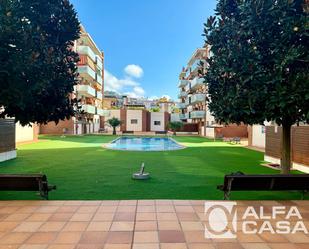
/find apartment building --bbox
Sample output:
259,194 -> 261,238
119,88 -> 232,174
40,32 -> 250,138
177,46 -> 211,135
177,45 -> 247,138
41,26 -> 107,135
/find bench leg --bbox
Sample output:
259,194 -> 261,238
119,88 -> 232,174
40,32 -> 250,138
224,191 -> 230,200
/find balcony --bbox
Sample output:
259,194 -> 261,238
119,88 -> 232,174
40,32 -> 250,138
81,104 -> 96,115
78,65 -> 96,82
96,91 -> 103,100
96,74 -> 103,85
178,91 -> 187,98
179,113 -> 186,120
97,109 -> 110,117
178,80 -> 190,88
190,110 -> 205,119
75,85 -> 96,98
191,77 -> 205,90
191,93 -> 206,104
95,55 -> 103,70
178,102 -> 186,109
77,46 -> 97,63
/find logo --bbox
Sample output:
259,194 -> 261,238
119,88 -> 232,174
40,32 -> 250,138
204,201 -> 308,239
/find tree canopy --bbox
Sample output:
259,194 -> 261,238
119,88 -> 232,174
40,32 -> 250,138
203,0 -> 309,173
0,0 -> 80,126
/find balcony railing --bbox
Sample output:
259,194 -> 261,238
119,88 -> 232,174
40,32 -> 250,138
75,85 -> 96,98
96,74 -> 103,85
191,77 -> 205,90
178,103 -> 186,109
178,91 -> 187,98
95,55 -> 103,70
96,91 -> 103,100
78,65 -> 96,81
190,110 -> 205,119
179,113 -> 187,120
77,46 -> 97,63
81,104 -> 96,115
178,80 -> 190,88
191,93 -> 206,104
97,109 -> 110,117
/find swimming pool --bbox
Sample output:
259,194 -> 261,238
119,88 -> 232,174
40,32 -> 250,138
105,137 -> 185,151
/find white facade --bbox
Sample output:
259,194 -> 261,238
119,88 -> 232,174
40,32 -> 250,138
150,112 -> 165,132
251,124 -> 266,148
15,122 -> 35,143
126,110 -> 143,132
105,110 -> 122,133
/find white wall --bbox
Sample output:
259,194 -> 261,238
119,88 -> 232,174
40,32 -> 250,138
126,110 -> 143,131
252,124 -> 266,148
150,112 -> 165,132
15,122 -> 34,143
105,110 -> 121,133
205,127 -> 215,138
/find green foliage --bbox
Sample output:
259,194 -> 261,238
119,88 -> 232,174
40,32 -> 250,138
150,107 -> 160,112
0,0 -> 80,126
168,121 -> 183,135
204,0 -> 309,126
106,117 -> 122,135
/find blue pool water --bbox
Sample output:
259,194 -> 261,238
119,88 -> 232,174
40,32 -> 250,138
106,137 -> 184,151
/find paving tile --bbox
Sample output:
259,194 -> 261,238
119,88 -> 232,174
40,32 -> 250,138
48,245 -> 76,249
117,206 -> 136,212
135,221 -> 157,231
87,221 -> 111,231
156,206 -> 175,213
101,201 -> 119,206
75,244 -> 104,249
285,233 -> 309,243
70,213 -> 94,222
132,244 -> 159,249
156,200 -> 173,206
236,233 -> 264,243
187,243 -> 216,249
159,230 -> 186,243
113,212 -> 135,221
36,206 -> 60,213
157,213 -> 178,221
0,221 -> 19,232
62,222 -> 89,231
177,213 -> 199,221
134,231 -> 159,243
137,206 -> 156,213
105,232 -> 133,244
38,222 -> 66,232
26,232 -> 57,244
138,200 -> 155,206
136,212 -> 156,221
13,221 -> 43,232
53,231 -> 82,244
77,206 -> 98,213
0,232 -> 31,244
104,244 -> 131,249
4,213 -> 30,222
79,231 -> 107,244
110,221 -> 134,231
93,213 -> 114,221
56,206 -> 79,213
19,245 -> 48,249
258,233 -> 289,243
82,201 -> 102,206
184,231 -> 209,243
97,206 -> 117,213
119,200 -> 137,206
26,213 -> 52,222
180,221 -> 204,231
267,243 -> 300,249
216,243 -> 244,249
0,246 -> 20,249
241,243 -> 271,249
48,213 -> 73,222
160,243 -> 188,249
158,221 -> 181,230
174,206 -> 195,213
173,201 -> 191,206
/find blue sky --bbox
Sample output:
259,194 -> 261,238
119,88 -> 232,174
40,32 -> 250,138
70,0 -> 217,100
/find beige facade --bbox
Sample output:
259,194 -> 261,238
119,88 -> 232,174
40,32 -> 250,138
15,122 -> 39,144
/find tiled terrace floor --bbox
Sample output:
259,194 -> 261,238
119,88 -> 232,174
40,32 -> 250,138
0,200 -> 308,249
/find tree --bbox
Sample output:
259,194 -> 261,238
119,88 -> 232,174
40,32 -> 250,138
150,107 -> 160,112
106,117 -> 122,135
203,0 -> 309,173
0,0 -> 80,126
168,121 -> 183,136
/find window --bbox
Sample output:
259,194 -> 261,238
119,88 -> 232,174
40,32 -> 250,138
154,121 -> 161,126
131,119 -> 138,124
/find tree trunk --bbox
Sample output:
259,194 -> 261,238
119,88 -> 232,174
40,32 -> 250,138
281,123 -> 292,174
113,127 -> 116,135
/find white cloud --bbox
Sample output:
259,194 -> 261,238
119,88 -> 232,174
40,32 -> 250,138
161,95 -> 172,100
104,67 -> 146,98
149,96 -> 159,101
124,64 -> 144,78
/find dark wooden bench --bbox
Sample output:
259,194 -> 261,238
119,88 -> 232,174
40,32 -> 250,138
217,172 -> 309,200
0,174 -> 56,200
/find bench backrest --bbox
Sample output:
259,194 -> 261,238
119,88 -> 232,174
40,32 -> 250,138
223,174 -> 309,191
0,174 -> 47,191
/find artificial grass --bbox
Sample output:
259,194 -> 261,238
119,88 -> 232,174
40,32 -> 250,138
0,135 -> 305,200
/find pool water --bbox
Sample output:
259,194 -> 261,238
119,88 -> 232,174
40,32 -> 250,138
106,137 -> 184,151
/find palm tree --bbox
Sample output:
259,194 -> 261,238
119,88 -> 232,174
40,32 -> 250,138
168,121 -> 183,136
106,117 -> 122,135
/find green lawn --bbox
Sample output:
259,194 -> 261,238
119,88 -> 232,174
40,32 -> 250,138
0,135 -> 305,200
